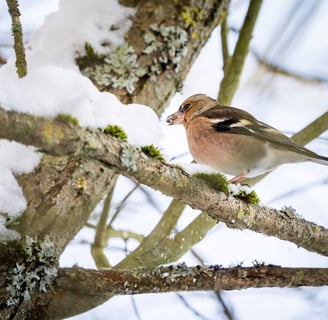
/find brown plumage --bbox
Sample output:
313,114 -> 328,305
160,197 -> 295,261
167,94 -> 328,183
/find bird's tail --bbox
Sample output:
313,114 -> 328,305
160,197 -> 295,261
310,155 -> 328,166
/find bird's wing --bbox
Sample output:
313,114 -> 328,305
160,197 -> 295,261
200,106 -> 321,159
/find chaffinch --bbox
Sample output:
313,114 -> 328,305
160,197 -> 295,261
167,94 -> 328,183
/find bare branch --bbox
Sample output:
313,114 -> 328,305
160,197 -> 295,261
91,176 -> 117,269
5,0 -> 27,77
252,49 -> 328,84
220,9 -> 230,70
44,264 -> 328,319
292,111 -> 328,146
218,0 -> 263,104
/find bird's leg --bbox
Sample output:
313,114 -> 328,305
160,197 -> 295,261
229,173 -> 246,184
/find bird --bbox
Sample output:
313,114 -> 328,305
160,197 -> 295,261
166,94 -> 328,183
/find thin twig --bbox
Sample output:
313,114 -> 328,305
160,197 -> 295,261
252,49 -> 328,84
187,247 -> 235,320
5,0 -> 27,77
107,183 -> 139,226
220,11 -> 230,71
130,296 -> 142,320
176,293 -> 211,320
214,291 -> 234,320
139,185 -> 164,213
91,176 -> 118,269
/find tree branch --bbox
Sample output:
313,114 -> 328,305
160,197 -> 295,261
220,10 -> 230,70
42,264 -> 328,319
78,0 -> 228,114
218,0 -> 263,105
292,111 -> 328,146
5,0 -> 27,77
1,106 -> 327,256
58,264 -> 328,292
252,49 -> 328,84
91,176 -> 117,269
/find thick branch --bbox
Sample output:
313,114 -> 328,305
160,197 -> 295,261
1,107 -> 327,256
80,0 -> 228,114
43,265 -> 328,319
16,155 -> 117,254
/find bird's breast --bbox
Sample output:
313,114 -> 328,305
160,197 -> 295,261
186,117 -> 266,176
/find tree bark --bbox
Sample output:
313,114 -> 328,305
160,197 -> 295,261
1,0 -> 229,319
41,265 -> 328,319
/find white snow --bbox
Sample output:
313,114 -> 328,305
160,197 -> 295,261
1,0 -> 328,319
0,140 -> 42,242
0,0 -> 162,239
0,140 -> 42,217
28,0 -> 135,68
178,163 -> 217,175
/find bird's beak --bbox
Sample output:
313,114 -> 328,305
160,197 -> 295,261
166,111 -> 184,125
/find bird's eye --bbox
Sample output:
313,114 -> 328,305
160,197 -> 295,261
182,103 -> 191,112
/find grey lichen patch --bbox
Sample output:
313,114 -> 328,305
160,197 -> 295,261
143,24 -> 188,80
151,262 -> 192,281
82,43 -> 146,93
280,205 -> 301,219
121,144 -> 138,172
78,23 -> 188,93
6,236 -> 57,306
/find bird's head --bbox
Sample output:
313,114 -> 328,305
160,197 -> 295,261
166,94 -> 218,127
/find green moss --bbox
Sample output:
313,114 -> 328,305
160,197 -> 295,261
140,145 -> 165,161
55,114 -> 79,126
193,173 -> 229,193
235,189 -> 260,204
103,125 -> 128,140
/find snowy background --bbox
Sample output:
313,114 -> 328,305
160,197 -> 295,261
0,0 -> 328,319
